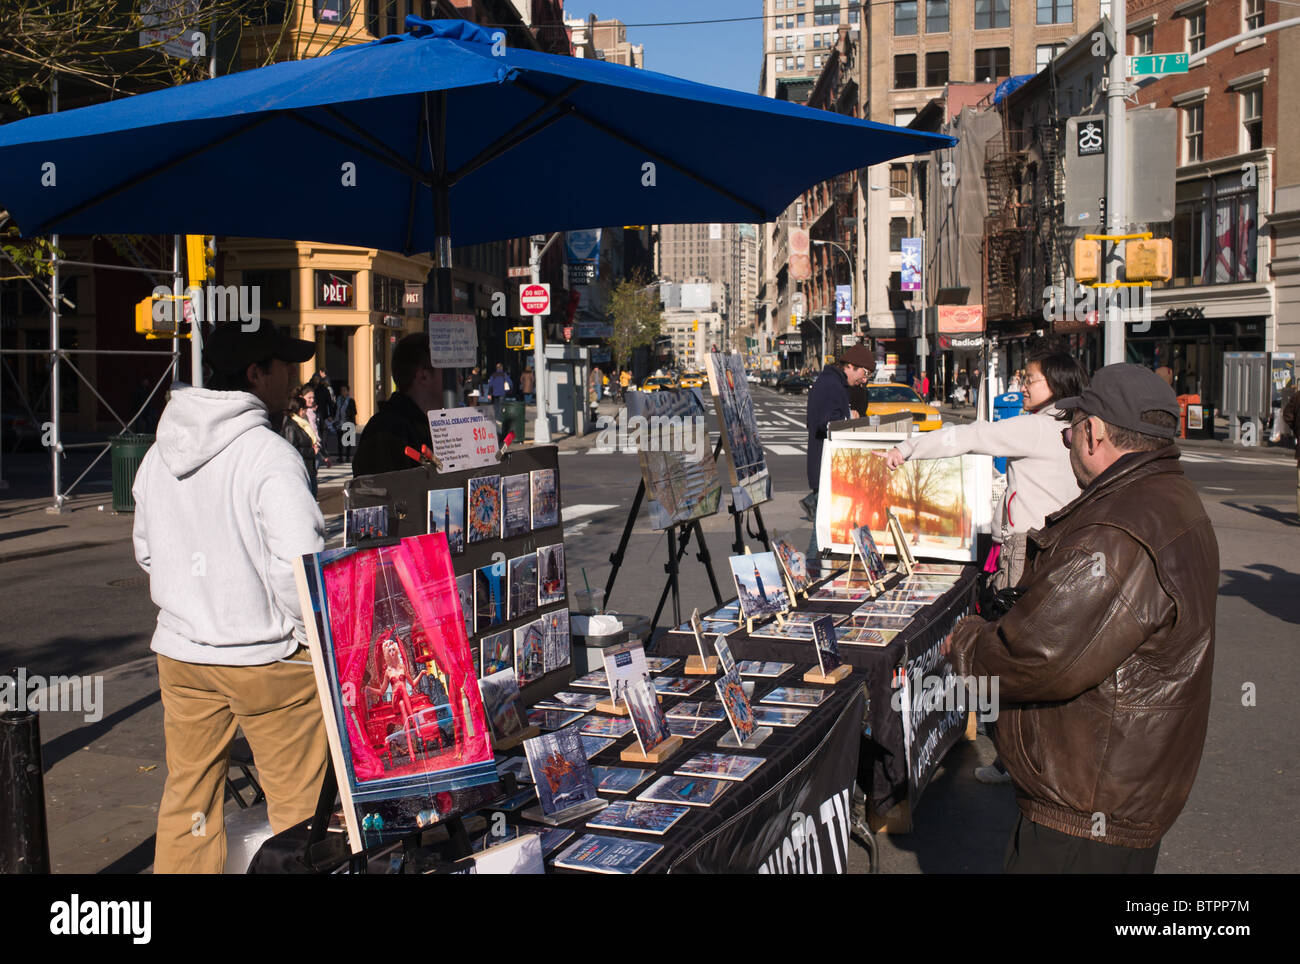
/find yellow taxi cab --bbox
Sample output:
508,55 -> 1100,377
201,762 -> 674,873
639,375 -> 678,393
866,382 -> 943,431
678,371 -> 705,389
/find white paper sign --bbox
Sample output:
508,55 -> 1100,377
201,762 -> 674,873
428,407 -> 499,472
428,314 -> 477,368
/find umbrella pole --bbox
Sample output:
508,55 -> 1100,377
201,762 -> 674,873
429,92 -> 460,409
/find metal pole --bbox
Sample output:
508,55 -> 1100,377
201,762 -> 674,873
530,236 -> 551,444
47,76 -> 63,513
0,711 -> 51,873
1104,2 -> 1128,365
919,223 -> 927,379
172,236 -> 182,383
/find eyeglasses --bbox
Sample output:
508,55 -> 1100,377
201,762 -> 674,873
1061,416 -> 1087,445
1024,376 -> 1046,387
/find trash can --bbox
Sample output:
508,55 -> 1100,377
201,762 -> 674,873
500,399 -> 526,442
109,433 -> 155,513
990,392 -> 1024,474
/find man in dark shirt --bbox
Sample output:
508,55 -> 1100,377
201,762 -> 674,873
803,344 -> 875,564
352,333 -> 442,477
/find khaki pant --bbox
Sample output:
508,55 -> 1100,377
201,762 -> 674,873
989,532 -> 1029,592
154,653 -> 328,874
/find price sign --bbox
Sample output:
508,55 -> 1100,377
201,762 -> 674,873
428,407 -> 499,472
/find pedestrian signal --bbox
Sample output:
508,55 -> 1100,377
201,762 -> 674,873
185,234 -> 215,289
1124,239 -> 1172,282
1073,239 -> 1101,283
506,326 -> 534,350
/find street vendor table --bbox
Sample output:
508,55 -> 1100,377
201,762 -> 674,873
652,564 -> 981,820
519,668 -> 867,874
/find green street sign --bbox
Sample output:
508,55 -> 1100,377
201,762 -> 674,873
1128,53 -> 1189,76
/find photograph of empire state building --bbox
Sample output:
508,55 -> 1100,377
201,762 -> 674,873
728,551 -> 790,620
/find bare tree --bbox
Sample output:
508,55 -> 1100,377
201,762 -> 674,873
606,268 -> 662,374
894,458 -> 948,545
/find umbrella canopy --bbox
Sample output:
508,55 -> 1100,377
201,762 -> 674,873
0,18 -> 954,251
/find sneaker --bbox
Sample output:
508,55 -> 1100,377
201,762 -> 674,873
975,764 -> 1011,785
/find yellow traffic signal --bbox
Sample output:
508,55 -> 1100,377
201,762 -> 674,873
135,295 -> 189,339
1124,238 -> 1172,282
692,319 -> 699,331
505,326 -> 534,350
185,234 -> 215,289
1073,239 -> 1101,283
790,314 -> 798,330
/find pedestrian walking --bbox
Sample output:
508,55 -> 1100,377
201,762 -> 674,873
131,320 -> 328,874
883,347 -> 1089,785
488,362 -> 511,428
952,364 -> 1218,873
335,382 -> 357,463
520,366 -> 535,404
353,332 -> 440,476
803,344 -> 875,568
274,397 -> 319,497
1283,388 -> 1300,519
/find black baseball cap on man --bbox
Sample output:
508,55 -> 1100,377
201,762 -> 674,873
1056,363 -> 1181,439
204,320 -> 316,377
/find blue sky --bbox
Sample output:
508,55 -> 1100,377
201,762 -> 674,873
567,0 -> 764,93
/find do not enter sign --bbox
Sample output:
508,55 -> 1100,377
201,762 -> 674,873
520,283 -> 551,315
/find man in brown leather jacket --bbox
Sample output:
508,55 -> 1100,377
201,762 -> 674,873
953,364 -> 1218,873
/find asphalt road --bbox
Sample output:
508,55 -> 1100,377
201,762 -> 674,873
3,384 -> 1297,873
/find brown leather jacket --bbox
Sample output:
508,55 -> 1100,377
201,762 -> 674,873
953,446 -> 1218,848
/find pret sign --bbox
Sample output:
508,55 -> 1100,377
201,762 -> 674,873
520,283 -> 551,316
315,270 -> 355,308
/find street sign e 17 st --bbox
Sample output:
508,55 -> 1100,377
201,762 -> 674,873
1128,53 -> 1188,77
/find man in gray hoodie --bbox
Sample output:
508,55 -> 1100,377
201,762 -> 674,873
132,321 -> 327,873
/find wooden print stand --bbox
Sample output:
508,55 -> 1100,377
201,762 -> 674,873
684,654 -> 719,675
620,734 -> 684,765
887,513 -> 916,577
595,697 -> 630,716
803,664 -> 853,685
492,724 -> 540,752
717,725 -> 773,750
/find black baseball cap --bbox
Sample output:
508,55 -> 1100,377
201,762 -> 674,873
1057,363 -> 1181,439
204,320 -> 316,376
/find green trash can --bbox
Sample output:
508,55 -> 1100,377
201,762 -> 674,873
500,399 -> 526,442
110,433 -> 155,513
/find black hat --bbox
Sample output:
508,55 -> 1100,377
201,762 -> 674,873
204,320 -> 315,376
1057,363 -> 1180,439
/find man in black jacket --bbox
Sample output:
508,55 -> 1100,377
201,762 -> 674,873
353,333 -> 441,477
803,345 -> 875,562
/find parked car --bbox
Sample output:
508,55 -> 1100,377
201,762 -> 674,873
639,375 -> 678,393
866,382 -> 942,431
778,374 -> 812,394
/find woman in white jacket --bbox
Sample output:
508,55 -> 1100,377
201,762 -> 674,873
883,348 -> 1088,784
884,349 -> 1088,587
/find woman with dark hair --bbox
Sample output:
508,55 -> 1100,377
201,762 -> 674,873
272,395 -> 318,497
882,348 -> 1089,782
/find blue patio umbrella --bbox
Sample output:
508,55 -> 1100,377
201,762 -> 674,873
0,17 -> 954,281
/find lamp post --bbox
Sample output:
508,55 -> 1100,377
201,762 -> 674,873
812,238 -> 852,366
871,183 -> 927,379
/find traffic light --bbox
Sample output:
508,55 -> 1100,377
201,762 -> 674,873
135,294 -> 189,339
185,234 -> 215,290
1124,238 -> 1172,282
790,314 -> 798,330
692,319 -> 699,331
505,326 -> 534,350
1072,239 -> 1101,283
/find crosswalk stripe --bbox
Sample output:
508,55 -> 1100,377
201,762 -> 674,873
563,503 -> 618,521
767,444 -> 805,455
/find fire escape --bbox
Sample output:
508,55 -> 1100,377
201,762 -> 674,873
982,128 -> 1029,323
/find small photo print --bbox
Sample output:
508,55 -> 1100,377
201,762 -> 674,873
508,554 -> 539,622
476,561 -> 507,632
456,572 -> 474,641
537,544 -> 566,606
531,469 -> 559,529
501,473 -> 532,539
541,609 -> 571,674
467,475 -> 502,544
515,618 -> 546,686
481,630 -> 513,677
344,505 -> 391,547
427,488 -> 466,554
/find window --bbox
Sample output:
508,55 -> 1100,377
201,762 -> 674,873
895,54 -> 918,89
787,15 -> 795,28
243,270 -> 293,310
797,34 -> 805,49
974,47 -> 1010,81
926,1 -> 949,32
786,56 -> 795,70
1242,87 -> 1263,151
365,0 -> 379,36
314,0 -> 351,25
894,108 -> 917,127
1244,0 -> 1264,32
812,34 -> 821,47
890,218 -> 909,251
926,51 -> 949,86
1133,29 -> 1153,54
1183,103 -> 1203,163
775,35 -> 785,51
1036,0 -> 1071,26
1186,9 -> 1205,54
1172,175 -> 1258,286
975,0 -> 1010,29
797,13 -> 806,26
775,0 -> 784,9
849,5 -> 860,25
385,0 -> 397,37
890,164 -> 910,196
895,1 -> 917,36
797,55 -> 806,69
814,55 -> 823,68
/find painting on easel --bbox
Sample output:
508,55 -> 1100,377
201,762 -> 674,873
705,352 -> 771,510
